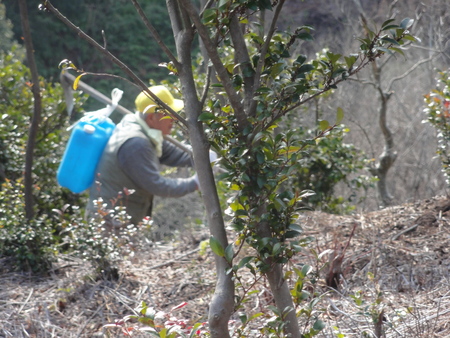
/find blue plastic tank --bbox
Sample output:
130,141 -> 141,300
57,117 -> 115,193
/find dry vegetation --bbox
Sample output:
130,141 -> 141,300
2,195 -> 450,337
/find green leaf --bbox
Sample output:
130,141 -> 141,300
336,107 -> 344,124
256,151 -> 265,164
225,244 -> 234,263
403,34 -> 417,42
301,264 -> 312,277
400,18 -> 414,30
382,24 -> 399,31
381,37 -> 400,45
344,55 -> 357,69
272,242 -> 281,255
218,0 -> 229,9
189,323 -> 204,338
198,112 -> 215,122
381,18 -> 396,30
202,9 -> 217,24
237,256 -> 253,269
326,52 -> 342,64
297,64 -> 314,74
209,236 -> 225,257
296,31 -> 313,41
389,47 -> 405,57
313,319 -> 326,331
257,176 -> 266,188
294,54 -> 307,65
288,224 -> 303,234
318,119 -> 329,131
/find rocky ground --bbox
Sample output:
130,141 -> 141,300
1,196 -> 450,337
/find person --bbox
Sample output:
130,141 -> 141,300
86,85 -> 199,225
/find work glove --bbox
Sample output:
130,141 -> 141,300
192,173 -> 200,191
209,150 -> 218,164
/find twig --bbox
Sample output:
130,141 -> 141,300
148,248 -> 200,270
76,303 -> 105,338
391,223 -> 418,241
17,288 -> 33,315
5,288 -> 34,322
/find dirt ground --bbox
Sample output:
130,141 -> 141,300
1,195 -> 450,337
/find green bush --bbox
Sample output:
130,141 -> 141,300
0,179 -> 56,273
0,48 -> 87,272
292,126 -> 374,214
424,70 -> 450,184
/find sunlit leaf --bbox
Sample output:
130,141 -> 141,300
198,112 -> 215,122
318,119 -> 329,131
209,236 -> 225,257
400,18 -> 414,30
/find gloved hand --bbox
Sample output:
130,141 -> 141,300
209,150 -> 218,164
192,173 -> 200,191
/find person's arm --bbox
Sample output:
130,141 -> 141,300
159,140 -> 194,167
117,137 -> 197,197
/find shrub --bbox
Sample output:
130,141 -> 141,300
0,179 -> 56,273
424,69 -> 450,184
292,126 -> 374,214
0,48 -> 87,272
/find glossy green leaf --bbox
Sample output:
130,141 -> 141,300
381,18 -> 396,30
400,18 -> 414,30
209,236 -> 225,257
225,244 -> 234,263
381,37 -> 400,45
313,319 -> 326,331
198,112 -> 215,122
318,119 -> 329,131
237,256 -> 253,269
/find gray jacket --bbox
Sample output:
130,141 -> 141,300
87,114 -> 197,224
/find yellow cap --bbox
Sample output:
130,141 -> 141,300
135,85 -> 184,114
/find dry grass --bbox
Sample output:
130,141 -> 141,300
1,196 -> 450,337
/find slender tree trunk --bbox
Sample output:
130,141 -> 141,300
18,0 -> 41,220
167,1 -> 234,336
369,62 -> 396,207
256,205 -> 301,338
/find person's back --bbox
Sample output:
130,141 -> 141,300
86,86 -> 198,225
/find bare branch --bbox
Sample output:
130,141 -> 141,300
250,0 -> 286,117
386,55 -> 435,91
177,0 -> 249,131
43,0 -> 187,127
129,0 -> 180,69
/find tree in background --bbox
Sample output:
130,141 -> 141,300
297,0 -> 450,209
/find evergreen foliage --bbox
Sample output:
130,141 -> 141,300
3,0 -> 178,109
424,70 -> 450,184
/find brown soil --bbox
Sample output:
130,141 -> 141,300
1,196 -> 450,337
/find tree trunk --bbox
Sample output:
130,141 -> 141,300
18,0 -> 41,220
168,1 -> 234,336
370,61 -> 396,207
256,205 -> 300,337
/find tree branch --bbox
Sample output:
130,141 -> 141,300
177,0 -> 249,131
19,0 -> 41,220
129,0 -> 181,69
43,0 -> 187,127
249,0 -> 286,117
386,55 -> 435,91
